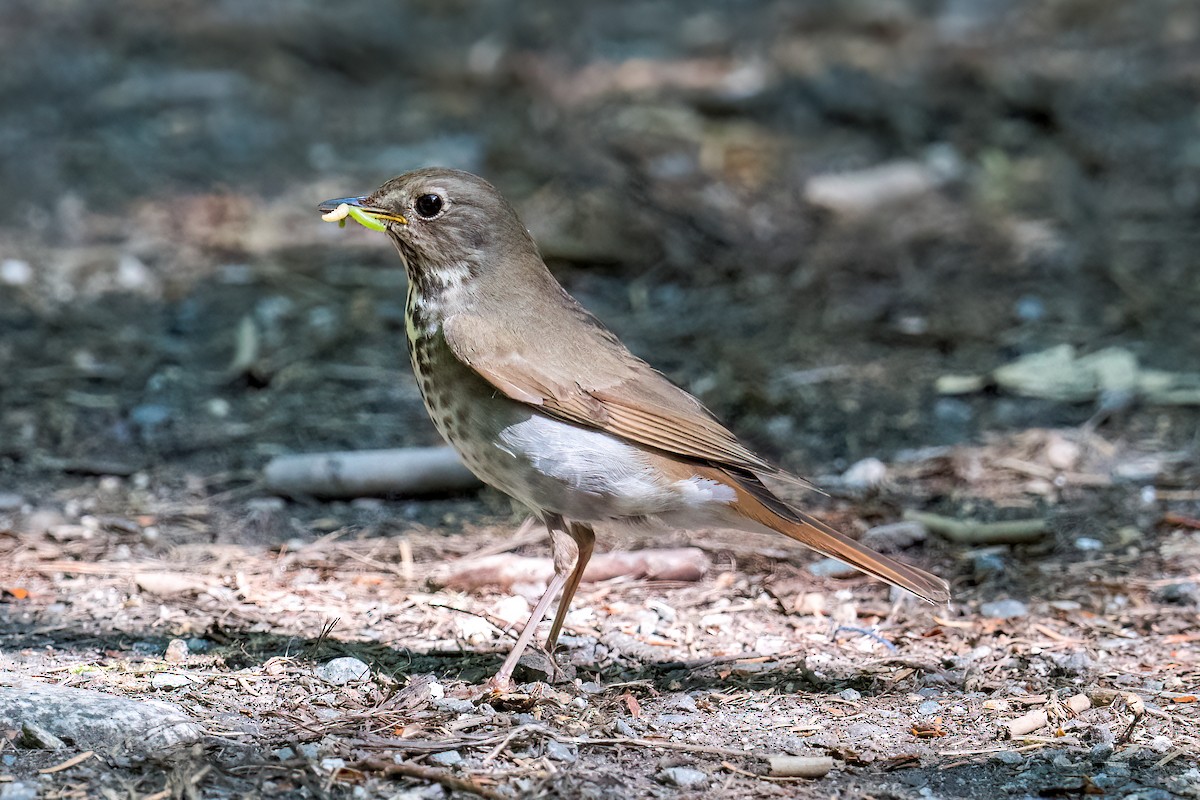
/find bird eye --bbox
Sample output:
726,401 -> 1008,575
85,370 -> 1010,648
414,193 -> 443,218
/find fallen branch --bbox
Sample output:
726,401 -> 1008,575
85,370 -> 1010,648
264,447 -> 481,499
902,510 -> 1048,545
437,548 -> 709,592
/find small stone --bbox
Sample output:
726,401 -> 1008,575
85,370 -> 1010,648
1149,736 -> 1172,754
842,457 -> 887,489
164,638 -> 190,663
18,722 -> 67,749
0,781 -> 38,800
1049,649 -> 1093,676
315,657 -> 370,685
972,552 -> 1006,580
992,750 -> 1024,765
1156,582 -> 1200,605
274,746 -> 296,760
839,688 -> 862,702
298,743 -> 320,759
0,259 -> 32,286
665,693 -> 699,713
545,740 -> 576,762
186,638 -> 211,653
979,599 -> 1028,619
151,672 -> 194,690
433,698 -> 474,714
657,766 -> 708,789
1074,537 -> 1103,552
319,757 -> 346,773
809,558 -> 859,578
917,700 -> 941,715
614,718 -> 637,738
429,750 -> 462,766
861,521 -> 927,552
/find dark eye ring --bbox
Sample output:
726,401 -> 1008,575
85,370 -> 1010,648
414,193 -> 443,218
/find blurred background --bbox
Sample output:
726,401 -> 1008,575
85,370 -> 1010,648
1,0 -> 1198,513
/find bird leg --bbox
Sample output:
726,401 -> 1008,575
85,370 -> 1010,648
545,522 -> 595,654
488,514 -> 577,692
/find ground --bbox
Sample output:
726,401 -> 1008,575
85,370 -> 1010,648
1,1 -> 1199,798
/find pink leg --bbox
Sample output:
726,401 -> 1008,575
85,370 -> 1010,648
545,523 -> 595,653
487,514 -> 573,692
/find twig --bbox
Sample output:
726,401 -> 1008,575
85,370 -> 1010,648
357,759 -> 504,800
721,761 -> 814,783
903,511 -> 1048,544
37,751 -> 94,774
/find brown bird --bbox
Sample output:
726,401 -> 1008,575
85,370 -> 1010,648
319,169 -> 949,690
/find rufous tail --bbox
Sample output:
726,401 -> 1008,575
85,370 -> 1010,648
725,470 -> 951,604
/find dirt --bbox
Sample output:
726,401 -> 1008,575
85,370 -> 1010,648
1,1 -> 1199,797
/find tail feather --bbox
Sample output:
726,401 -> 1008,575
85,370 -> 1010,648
724,469 -> 950,604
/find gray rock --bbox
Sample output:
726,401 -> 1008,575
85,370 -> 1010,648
0,782 -> 38,800
917,700 -> 941,715
432,697 -> 474,715
0,679 -> 203,757
1156,582 -> 1200,605
657,766 -> 708,789
991,750 -> 1024,765
979,599 -> 1028,619
315,657 -> 370,685
861,521 -> 927,552
841,457 -> 887,489
838,688 -> 862,702
544,740 -> 576,762
150,672 -> 194,690
809,558 -> 858,578
613,718 -> 637,738
163,639 -> 190,664
429,750 -> 462,766
19,721 -> 67,749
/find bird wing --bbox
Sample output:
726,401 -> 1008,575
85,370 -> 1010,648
442,311 -> 799,480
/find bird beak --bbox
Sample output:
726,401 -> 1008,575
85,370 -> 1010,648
317,196 -> 408,227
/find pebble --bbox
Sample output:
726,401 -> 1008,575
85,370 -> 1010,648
0,782 -> 38,800
0,259 -> 32,286
315,657 -> 370,685
657,767 -> 708,789
841,457 -> 887,489
18,722 -> 67,749
429,750 -> 463,766
432,698 -> 474,715
979,599 -> 1028,619
991,750 -> 1024,765
1156,582 -> 1199,605
838,688 -> 862,702
544,740 -> 576,762
861,521 -> 927,552
164,638 -> 190,663
1149,736 -> 1173,753
186,637 -> 211,653
151,672 -> 194,690
809,558 -> 858,578
1074,537 -> 1104,552
972,552 -> 1007,580
319,757 -> 346,773
917,700 -> 941,715
613,718 -> 637,738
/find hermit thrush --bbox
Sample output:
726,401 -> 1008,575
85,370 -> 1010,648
319,168 -> 950,689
